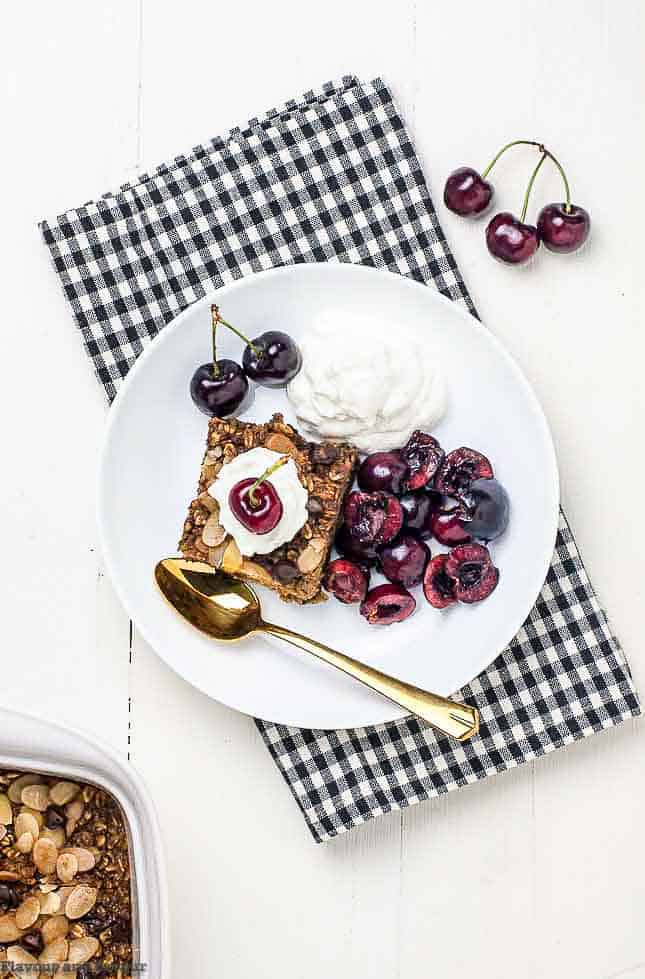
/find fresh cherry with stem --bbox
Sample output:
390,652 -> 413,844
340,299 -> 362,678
229,455 -> 289,534
486,151 -> 545,264
190,305 -> 251,417
443,138 -> 539,218
205,305 -> 302,388
446,138 -> 590,255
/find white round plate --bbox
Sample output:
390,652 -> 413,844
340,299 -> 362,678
98,263 -> 559,729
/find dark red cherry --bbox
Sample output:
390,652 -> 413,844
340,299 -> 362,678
323,559 -> 370,604
190,360 -> 250,417
242,330 -> 302,387
486,212 -> 540,264
401,431 -> 444,490
435,447 -> 493,497
430,506 -> 472,546
344,491 -> 403,546
444,167 -> 493,217
459,478 -> 510,542
423,554 -> 458,609
229,477 -> 282,534
399,490 -> 442,539
537,203 -> 590,253
378,532 -> 430,588
445,543 -> 499,604
360,583 -> 416,626
335,524 -> 378,567
358,452 -> 409,495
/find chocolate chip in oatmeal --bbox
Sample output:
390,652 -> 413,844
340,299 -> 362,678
312,443 -> 339,465
306,496 -> 324,518
271,560 -> 300,584
44,804 -> 66,830
20,930 -> 44,955
0,884 -> 18,912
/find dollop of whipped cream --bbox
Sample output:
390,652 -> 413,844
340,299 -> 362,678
208,447 -> 308,556
287,312 -> 447,453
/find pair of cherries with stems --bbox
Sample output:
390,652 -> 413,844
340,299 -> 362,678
190,304 -> 302,417
444,140 -> 590,265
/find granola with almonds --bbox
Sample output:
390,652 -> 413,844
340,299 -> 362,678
0,770 -> 134,977
179,413 -> 358,603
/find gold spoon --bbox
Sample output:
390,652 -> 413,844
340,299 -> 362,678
154,558 -> 480,740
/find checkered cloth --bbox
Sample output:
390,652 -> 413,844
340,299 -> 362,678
41,75 -> 639,842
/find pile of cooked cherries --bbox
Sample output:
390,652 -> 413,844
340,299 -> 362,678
443,139 -> 590,265
190,304 -> 302,415
323,431 -> 510,626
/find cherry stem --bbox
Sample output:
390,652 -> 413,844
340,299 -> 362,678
248,455 -> 289,508
520,152 -> 547,223
481,140 -> 541,178
542,149 -> 572,212
210,305 -> 220,379
481,140 -> 573,213
211,304 -> 260,356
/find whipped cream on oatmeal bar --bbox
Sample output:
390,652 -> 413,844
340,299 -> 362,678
208,447 -> 308,556
287,313 -> 447,453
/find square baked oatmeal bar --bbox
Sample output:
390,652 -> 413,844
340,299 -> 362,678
179,414 -> 357,603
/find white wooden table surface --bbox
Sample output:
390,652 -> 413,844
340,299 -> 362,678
3,2 -> 644,976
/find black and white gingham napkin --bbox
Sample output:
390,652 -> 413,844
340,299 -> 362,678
41,76 -> 639,842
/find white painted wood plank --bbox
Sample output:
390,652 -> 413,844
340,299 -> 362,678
0,0 -> 140,746
137,0 -> 418,172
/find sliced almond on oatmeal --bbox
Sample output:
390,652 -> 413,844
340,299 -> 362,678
0,826 -> 6,842
49,782 -> 80,807
33,838 -> 59,875
207,541 -> 228,568
265,432 -> 297,455
40,883 -> 58,894
39,936 -> 69,964
0,915 -> 23,942
60,848 -> 95,873
19,807 -> 44,828
40,827 -> 66,849
221,538 -> 243,574
202,514 -> 227,547
65,800 -> 84,822
21,784 -> 50,812
65,885 -> 97,920
0,794 -> 12,825
297,544 -> 324,574
8,774 -> 44,804
41,915 -> 70,945
308,536 -> 327,553
38,891 -> 62,916
56,852 -> 78,883
68,936 -> 100,964
15,895 -> 41,930
7,944 -> 37,967
16,831 -> 34,854
198,492 -> 220,514
15,812 -> 40,842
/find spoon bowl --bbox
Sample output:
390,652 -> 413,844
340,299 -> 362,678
154,558 -> 480,740
155,559 -> 262,641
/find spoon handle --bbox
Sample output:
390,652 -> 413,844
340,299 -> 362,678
261,622 -> 480,741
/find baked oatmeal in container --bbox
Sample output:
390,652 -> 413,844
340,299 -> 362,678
0,708 -> 168,978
